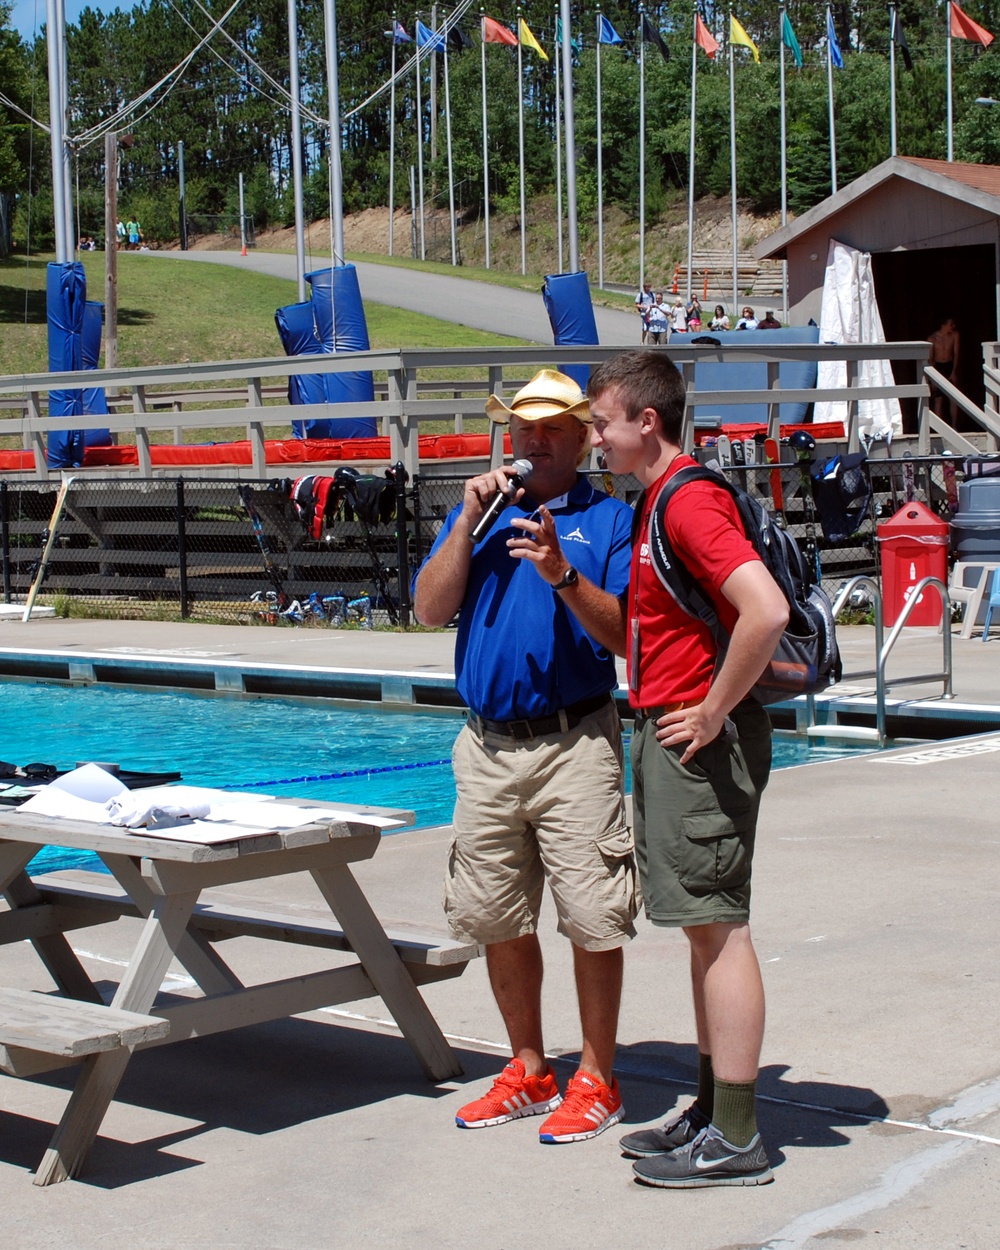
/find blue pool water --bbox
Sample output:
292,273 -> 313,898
5,682 -> 875,875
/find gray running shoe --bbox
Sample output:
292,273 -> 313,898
619,1103 -> 710,1158
631,1124 -> 773,1188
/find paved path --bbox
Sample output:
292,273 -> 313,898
150,249 -> 639,347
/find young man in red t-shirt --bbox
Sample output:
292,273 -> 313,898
587,350 -> 788,1188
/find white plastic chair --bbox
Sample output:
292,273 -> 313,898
944,562 -> 992,640
982,568 -> 1000,641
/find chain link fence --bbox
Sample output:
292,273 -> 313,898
1,456 -> 987,628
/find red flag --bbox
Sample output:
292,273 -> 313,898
482,14 -> 518,46
695,15 -> 719,59
950,1 -> 994,46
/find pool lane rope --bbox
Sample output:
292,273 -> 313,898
219,757 -> 452,790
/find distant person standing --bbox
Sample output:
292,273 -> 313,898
709,305 -> 731,332
636,283 -> 655,344
757,311 -> 781,330
647,295 -> 671,345
671,300 -> 687,333
735,307 -> 758,331
686,297 -> 703,331
126,218 -> 141,249
116,220 -> 126,250
928,317 -> 961,423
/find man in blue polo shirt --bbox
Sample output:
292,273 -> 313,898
414,369 -> 636,1146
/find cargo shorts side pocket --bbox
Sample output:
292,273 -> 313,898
677,810 -> 750,896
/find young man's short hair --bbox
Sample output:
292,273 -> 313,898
587,350 -> 686,445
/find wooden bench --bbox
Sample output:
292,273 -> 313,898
0,986 -> 169,1065
31,873 -> 482,980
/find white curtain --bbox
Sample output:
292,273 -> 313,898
814,237 -> 903,438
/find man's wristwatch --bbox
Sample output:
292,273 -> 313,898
552,566 -> 579,592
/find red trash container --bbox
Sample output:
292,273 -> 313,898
877,502 -> 949,626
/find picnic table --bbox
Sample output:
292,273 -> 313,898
0,798 -> 480,1185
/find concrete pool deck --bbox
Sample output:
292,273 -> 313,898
2,616 -> 1000,1248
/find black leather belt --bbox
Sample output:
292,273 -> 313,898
469,692 -> 613,741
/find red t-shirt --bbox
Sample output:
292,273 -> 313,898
628,455 -> 759,706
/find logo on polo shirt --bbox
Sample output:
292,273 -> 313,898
563,527 -> 590,545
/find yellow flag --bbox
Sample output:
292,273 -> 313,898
519,17 -> 549,60
729,15 -> 760,63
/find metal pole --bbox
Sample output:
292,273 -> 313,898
554,7 -> 564,274
639,6 -> 646,291
430,4 -> 438,167
104,133 -> 118,370
288,0 -> 307,300
729,17 -> 738,316
947,2 -> 954,162
46,0 -> 69,262
178,139 -> 188,251
779,6 -> 788,317
389,14 -> 397,256
889,3 -> 898,158
443,31 -> 457,265
324,0 -> 346,264
415,34 -> 426,259
560,0 -> 578,272
239,172 -> 246,253
481,10 -> 490,269
596,10 -> 604,288
517,6 -> 526,275
827,2 -> 838,192
686,12 -> 697,303
410,163 -> 418,257
56,0 -> 73,258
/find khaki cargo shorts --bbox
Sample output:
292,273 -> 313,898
631,698 -> 772,927
445,699 -> 637,951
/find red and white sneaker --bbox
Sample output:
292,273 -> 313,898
538,1070 -> 623,1143
455,1059 -> 562,1129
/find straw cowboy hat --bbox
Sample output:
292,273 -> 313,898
485,369 -> 592,425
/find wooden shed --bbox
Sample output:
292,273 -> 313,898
755,155 -> 1000,415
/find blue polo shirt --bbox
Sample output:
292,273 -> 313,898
422,476 -> 632,720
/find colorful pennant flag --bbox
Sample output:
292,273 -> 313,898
781,12 -> 803,68
448,24 -> 474,51
641,14 -> 670,62
827,11 -> 844,66
482,14 -> 518,46
729,15 -> 759,63
519,17 -> 549,59
598,15 -> 622,45
695,15 -> 720,59
390,20 -> 411,43
892,11 -> 914,70
556,17 -> 581,54
950,1 -> 994,46
415,19 -> 446,51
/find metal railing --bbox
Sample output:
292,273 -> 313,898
830,574 -> 953,746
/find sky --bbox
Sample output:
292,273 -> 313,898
9,0 -> 126,41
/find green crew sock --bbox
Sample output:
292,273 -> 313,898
712,1077 -> 758,1148
694,1052 -> 714,1119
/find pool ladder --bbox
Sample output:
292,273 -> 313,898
801,575 -> 954,747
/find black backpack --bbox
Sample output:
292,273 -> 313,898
634,464 -> 842,704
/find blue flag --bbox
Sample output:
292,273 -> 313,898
415,19 -> 446,51
391,20 -> 411,43
598,15 -> 622,45
827,11 -> 843,68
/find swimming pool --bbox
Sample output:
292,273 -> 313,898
6,682 -> 876,874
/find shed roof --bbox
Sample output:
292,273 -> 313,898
755,156 -> 1000,259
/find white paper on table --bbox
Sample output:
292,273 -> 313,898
130,820 -> 282,844
48,763 -> 128,803
19,786 -> 113,823
130,785 -> 273,809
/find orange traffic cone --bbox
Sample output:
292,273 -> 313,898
671,266 -> 679,295
241,242 -> 247,256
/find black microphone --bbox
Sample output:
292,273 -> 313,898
469,459 -> 534,543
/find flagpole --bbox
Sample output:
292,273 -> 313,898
555,8 -> 564,273
388,14 -> 398,257
415,35 -> 426,259
639,5 -> 646,291
686,12 -> 697,303
560,0 -> 579,272
323,0 -> 345,268
827,3 -> 838,193
728,10 -> 737,316
517,8 -> 527,274
889,4 -> 897,158
288,0 -> 306,300
596,9 -> 604,287
779,4 -> 788,318
443,26 -> 457,265
947,1 -> 954,161
480,10 -> 490,269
